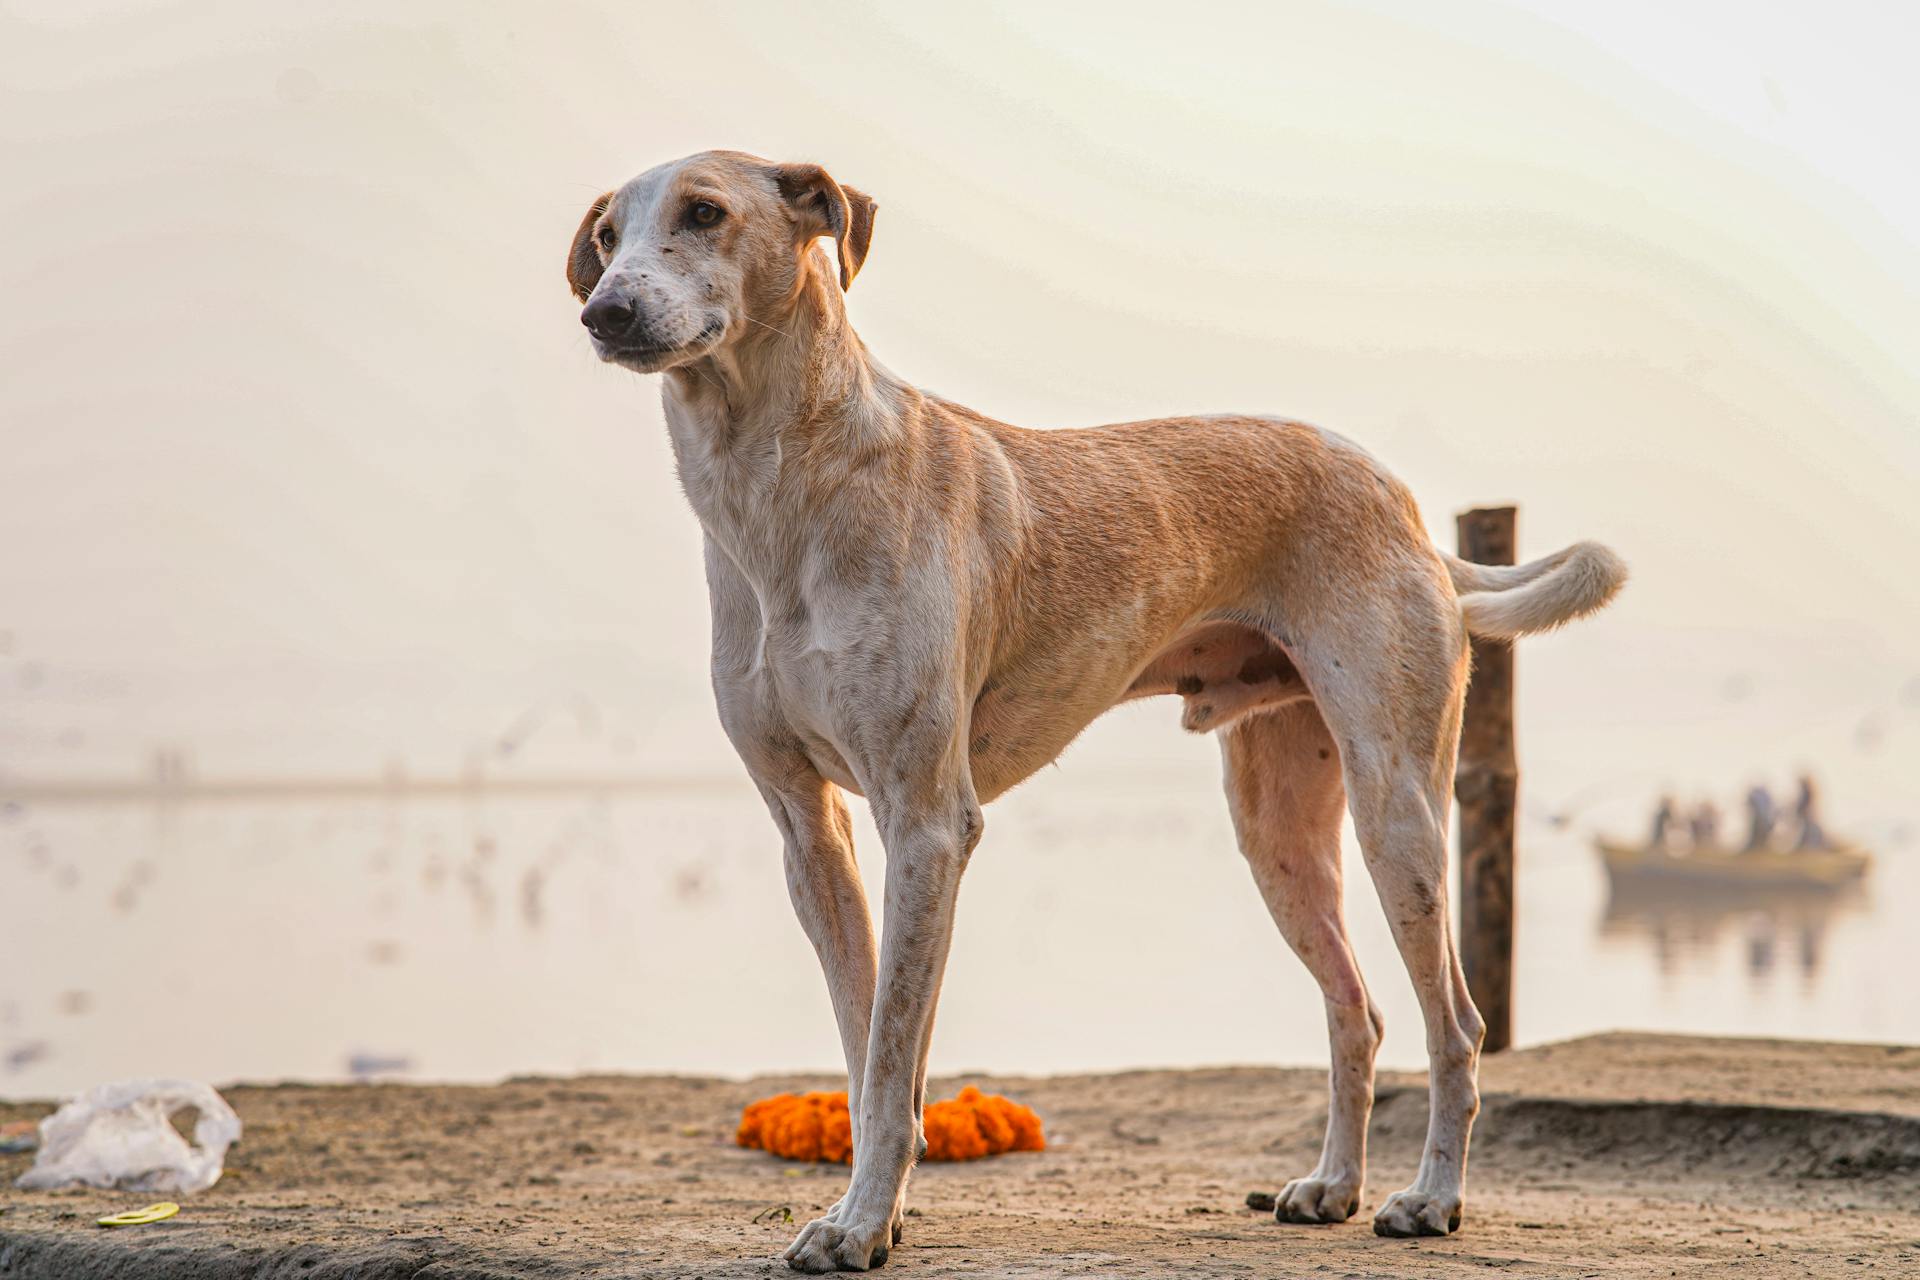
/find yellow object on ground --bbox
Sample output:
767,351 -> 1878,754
97,1202 -> 180,1228
737,1086 -> 1044,1164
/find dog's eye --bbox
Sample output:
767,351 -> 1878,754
595,224 -> 617,251
689,201 -> 724,228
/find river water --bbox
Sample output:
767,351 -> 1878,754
3,753 -> 1912,1101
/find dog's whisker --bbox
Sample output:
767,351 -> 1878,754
742,314 -> 796,341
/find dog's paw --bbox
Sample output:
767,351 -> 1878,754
1273,1172 -> 1362,1224
1371,1188 -> 1461,1237
783,1212 -> 892,1273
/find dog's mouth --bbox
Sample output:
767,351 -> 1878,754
596,320 -> 725,369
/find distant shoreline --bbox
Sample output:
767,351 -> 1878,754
0,772 -> 750,806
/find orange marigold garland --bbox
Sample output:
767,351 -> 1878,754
737,1090 -> 854,1164
737,1086 -> 1044,1163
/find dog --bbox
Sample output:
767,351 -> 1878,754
566,150 -> 1625,1272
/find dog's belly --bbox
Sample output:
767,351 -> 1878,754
963,682 -> 1105,803
963,620 -> 1311,803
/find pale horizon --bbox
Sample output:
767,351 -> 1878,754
5,0 -> 1918,814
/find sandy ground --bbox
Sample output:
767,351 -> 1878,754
2,1033 -> 1917,1279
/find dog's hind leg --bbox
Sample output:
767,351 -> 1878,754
1222,700 -> 1383,1224
1306,603 -> 1484,1237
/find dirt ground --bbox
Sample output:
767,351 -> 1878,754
2,1033 -> 1917,1279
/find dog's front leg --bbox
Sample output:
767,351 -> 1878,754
784,775 -> 981,1273
755,769 -> 878,1177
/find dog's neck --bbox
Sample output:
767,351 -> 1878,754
660,255 -> 908,574
664,259 -> 898,444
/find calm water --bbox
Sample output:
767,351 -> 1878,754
3,765 -> 1914,1101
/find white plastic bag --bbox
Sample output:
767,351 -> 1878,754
15,1078 -> 241,1195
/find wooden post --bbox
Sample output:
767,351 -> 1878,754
1455,506 -> 1517,1054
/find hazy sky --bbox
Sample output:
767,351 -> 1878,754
3,0 -> 1917,816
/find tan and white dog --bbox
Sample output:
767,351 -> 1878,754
567,150 -> 1625,1273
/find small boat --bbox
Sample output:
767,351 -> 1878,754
1596,838 -> 1872,891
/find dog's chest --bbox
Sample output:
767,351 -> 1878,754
749,645 -> 870,799
715,545 -> 914,796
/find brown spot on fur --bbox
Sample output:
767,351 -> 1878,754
1318,748 -> 1331,760
970,734 -> 991,756
1237,650 -> 1299,685
1175,675 -> 1205,695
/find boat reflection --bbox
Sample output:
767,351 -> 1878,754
1598,877 -> 1871,981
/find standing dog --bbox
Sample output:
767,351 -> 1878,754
567,151 -> 1625,1273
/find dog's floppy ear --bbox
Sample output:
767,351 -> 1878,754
567,191 -> 613,302
773,163 -> 876,291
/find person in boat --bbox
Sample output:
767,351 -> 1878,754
1688,800 -> 1721,852
1648,794 -> 1681,851
1792,774 -> 1828,851
1742,784 -> 1778,853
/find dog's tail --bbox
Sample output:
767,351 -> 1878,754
1444,541 -> 1627,640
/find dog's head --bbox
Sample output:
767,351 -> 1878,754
566,151 -> 876,373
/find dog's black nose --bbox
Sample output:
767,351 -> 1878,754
581,294 -> 638,342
